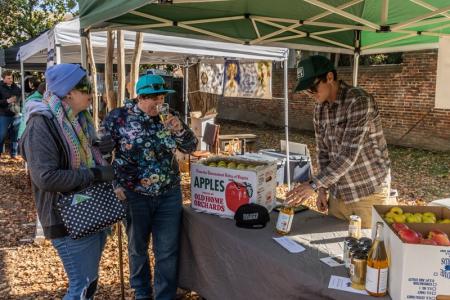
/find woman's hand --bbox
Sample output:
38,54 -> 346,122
114,187 -> 127,201
164,114 -> 183,134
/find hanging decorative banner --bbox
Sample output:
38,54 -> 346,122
223,60 -> 272,99
199,62 -> 224,95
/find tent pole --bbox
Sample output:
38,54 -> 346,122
20,60 -> 25,103
284,58 -> 291,190
352,52 -> 360,87
352,30 -> 361,87
55,45 -> 61,64
184,59 -> 189,124
80,30 -> 88,69
86,31 -> 99,129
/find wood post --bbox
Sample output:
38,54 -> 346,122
117,30 -> 126,107
105,30 -> 116,111
86,31 -> 99,128
130,32 -> 144,99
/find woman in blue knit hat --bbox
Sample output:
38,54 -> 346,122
103,74 -> 197,300
19,64 -> 115,300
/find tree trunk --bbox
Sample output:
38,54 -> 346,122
130,32 -> 144,99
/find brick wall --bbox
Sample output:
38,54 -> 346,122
216,50 -> 450,151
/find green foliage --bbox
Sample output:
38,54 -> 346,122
0,0 -> 77,48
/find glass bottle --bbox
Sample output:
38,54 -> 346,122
276,206 -> 294,235
365,222 -> 389,297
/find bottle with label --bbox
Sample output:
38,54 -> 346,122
348,215 -> 362,239
365,222 -> 389,297
276,206 -> 294,235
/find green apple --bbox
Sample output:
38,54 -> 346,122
422,216 -> 436,223
413,213 -> 423,223
438,219 -> 450,224
384,217 -> 394,224
208,162 -> 217,167
217,161 -> 227,167
403,212 -> 413,219
385,211 -> 398,219
406,214 -> 421,223
423,212 -> 436,220
390,207 -> 403,215
227,162 -> 237,169
393,214 -> 406,223
236,163 -> 246,170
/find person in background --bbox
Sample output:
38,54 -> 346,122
104,74 -> 197,300
0,70 -> 22,159
18,82 -> 46,139
286,55 -> 394,228
20,64 -> 115,300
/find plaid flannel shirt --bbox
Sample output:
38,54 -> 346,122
313,81 -> 390,203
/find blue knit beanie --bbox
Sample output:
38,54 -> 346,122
45,64 -> 87,98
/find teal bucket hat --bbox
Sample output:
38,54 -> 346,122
136,74 -> 175,95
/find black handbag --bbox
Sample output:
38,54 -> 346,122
57,182 -> 126,239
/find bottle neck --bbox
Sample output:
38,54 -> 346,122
375,223 -> 384,241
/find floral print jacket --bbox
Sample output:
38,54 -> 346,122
104,101 -> 197,196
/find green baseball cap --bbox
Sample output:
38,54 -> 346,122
294,55 -> 336,92
136,74 -> 175,95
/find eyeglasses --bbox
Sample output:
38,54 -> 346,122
138,83 -> 169,93
74,76 -> 92,94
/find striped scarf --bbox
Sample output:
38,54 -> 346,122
45,92 -> 106,169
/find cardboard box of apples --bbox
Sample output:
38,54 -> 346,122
372,205 -> 450,300
190,155 -> 277,218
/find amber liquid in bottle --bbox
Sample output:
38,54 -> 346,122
365,222 -> 389,297
276,206 -> 294,235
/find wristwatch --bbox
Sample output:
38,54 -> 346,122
309,180 -> 318,193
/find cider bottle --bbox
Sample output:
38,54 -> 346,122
365,222 -> 389,297
276,206 -> 294,235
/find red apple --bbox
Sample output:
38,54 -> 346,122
398,228 -> 420,244
392,223 -> 409,232
428,230 -> 450,246
419,238 -> 438,246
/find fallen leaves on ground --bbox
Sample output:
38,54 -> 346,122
0,120 -> 448,299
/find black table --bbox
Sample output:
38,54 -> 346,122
178,206 -> 391,300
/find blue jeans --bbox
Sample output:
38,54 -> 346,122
51,230 -> 108,300
125,187 -> 182,300
0,115 -> 20,157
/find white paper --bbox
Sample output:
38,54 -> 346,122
320,256 -> 345,267
273,237 -> 305,253
328,275 -> 368,295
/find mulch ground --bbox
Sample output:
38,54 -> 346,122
0,120 -> 448,299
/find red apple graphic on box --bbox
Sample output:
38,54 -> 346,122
225,181 -> 252,212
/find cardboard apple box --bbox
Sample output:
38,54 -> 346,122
372,205 -> 450,300
191,156 -> 277,218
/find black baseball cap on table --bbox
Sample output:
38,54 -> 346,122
294,55 -> 336,92
234,203 -> 270,229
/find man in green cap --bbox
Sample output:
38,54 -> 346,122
286,55 -> 394,228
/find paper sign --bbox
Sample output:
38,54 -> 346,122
328,275 -> 368,295
320,256 -> 345,267
273,237 -> 305,253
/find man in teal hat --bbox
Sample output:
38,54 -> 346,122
286,55 -> 394,228
103,74 -> 197,300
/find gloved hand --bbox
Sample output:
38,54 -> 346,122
90,166 -> 115,182
93,134 -> 116,154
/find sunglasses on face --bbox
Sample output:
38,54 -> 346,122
138,83 -> 169,93
74,77 -> 92,94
